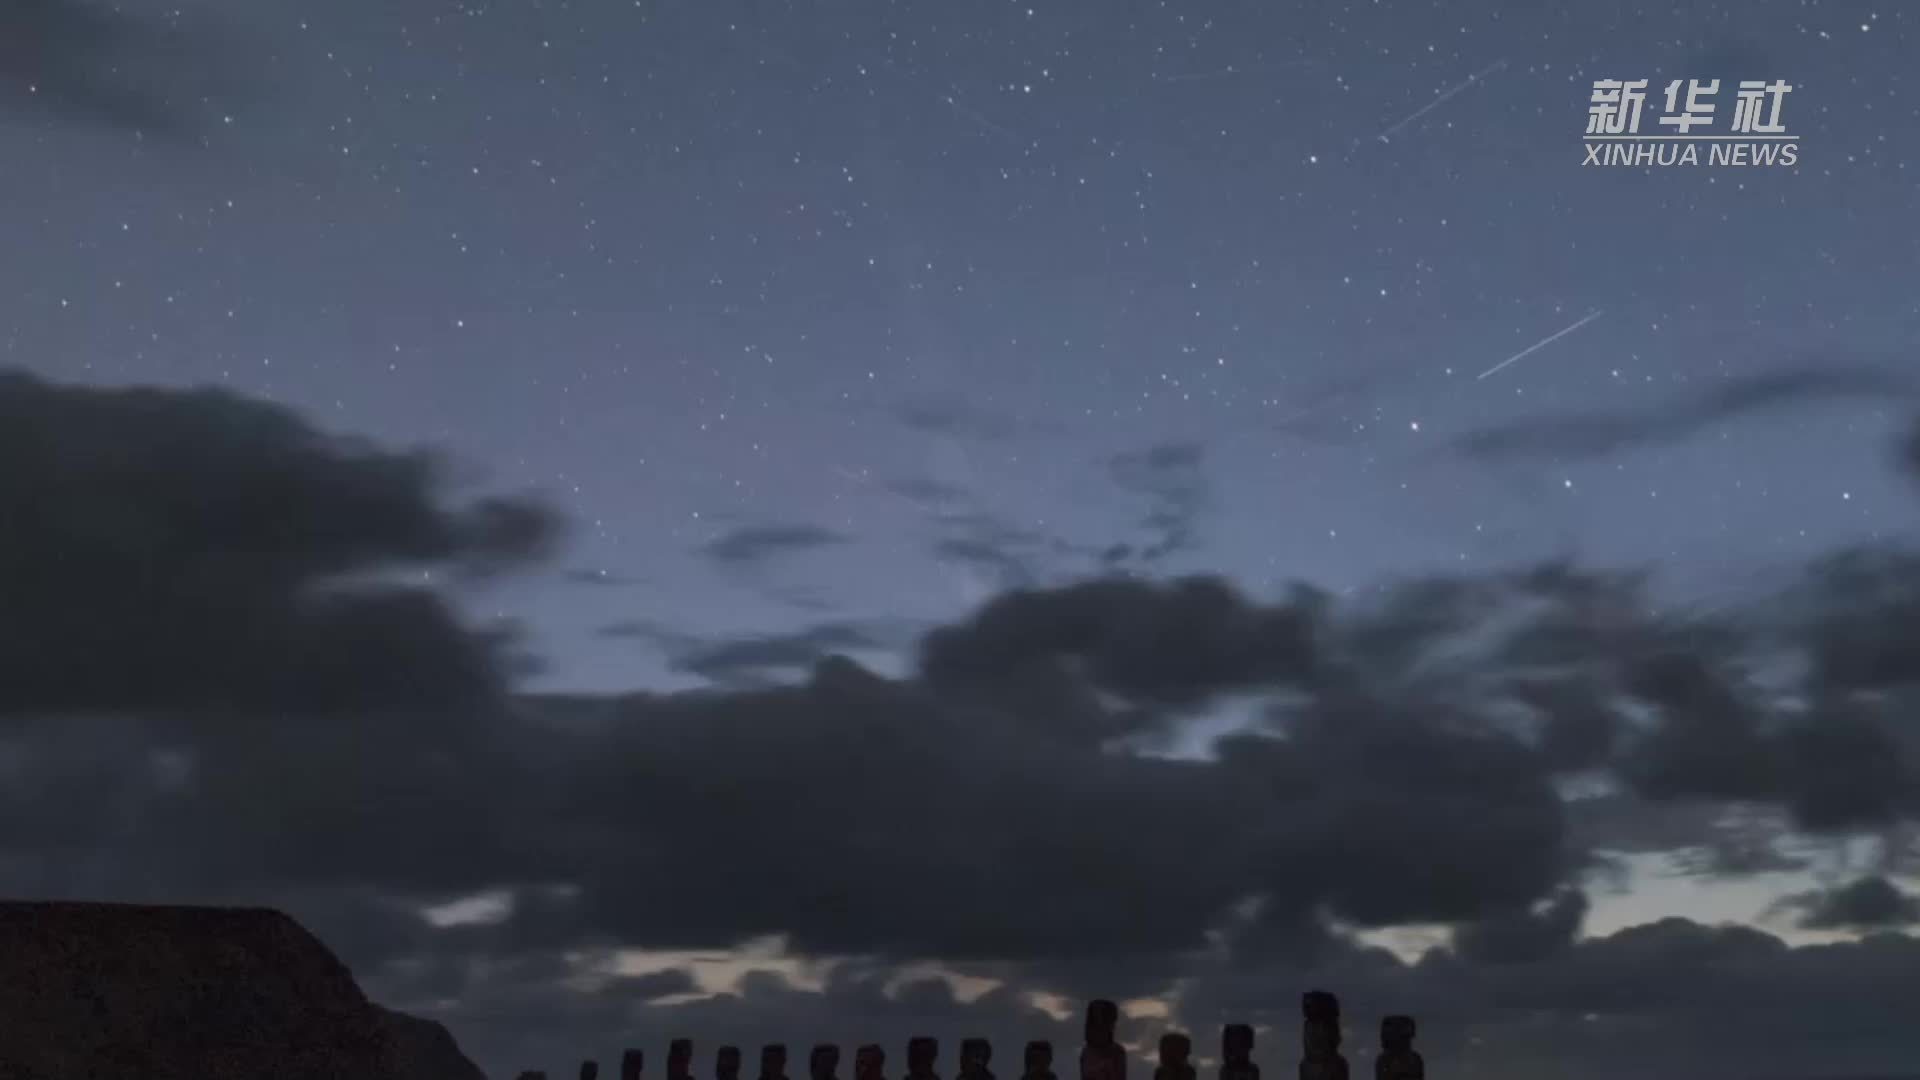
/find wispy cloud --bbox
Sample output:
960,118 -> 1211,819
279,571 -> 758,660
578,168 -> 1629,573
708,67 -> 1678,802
700,523 -> 850,568
0,0 -> 249,137
1455,367 -> 1914,462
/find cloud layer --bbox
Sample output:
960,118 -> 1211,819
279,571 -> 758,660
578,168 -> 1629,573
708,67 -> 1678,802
0,0 -> 246,136
3,371 -> 1919,1079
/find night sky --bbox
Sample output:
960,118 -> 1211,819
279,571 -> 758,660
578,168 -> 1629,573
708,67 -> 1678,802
4,1 -> 1920,1078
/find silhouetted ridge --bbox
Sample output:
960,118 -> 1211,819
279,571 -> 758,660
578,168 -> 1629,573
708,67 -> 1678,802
0,900 -> 484,1079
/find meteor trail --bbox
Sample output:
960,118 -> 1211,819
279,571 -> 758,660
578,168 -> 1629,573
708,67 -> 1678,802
1375,58 -> 1508,143
1477,309 -> 1605,380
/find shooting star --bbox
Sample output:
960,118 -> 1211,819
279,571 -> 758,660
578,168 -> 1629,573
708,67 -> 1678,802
1375,58 -> 1509,143
1477,309 -> 1605,381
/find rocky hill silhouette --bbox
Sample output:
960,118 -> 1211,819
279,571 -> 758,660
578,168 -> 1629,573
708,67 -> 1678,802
0,900 -> 485,1080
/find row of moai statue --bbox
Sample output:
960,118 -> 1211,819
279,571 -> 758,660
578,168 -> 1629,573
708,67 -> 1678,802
516,993 -> 1422,1080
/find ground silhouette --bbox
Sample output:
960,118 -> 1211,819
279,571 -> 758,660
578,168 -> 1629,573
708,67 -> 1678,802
0,900 -> 1445,1080
0,900 -> 485,1079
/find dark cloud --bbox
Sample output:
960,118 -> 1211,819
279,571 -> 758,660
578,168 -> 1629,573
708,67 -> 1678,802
1781,876 -> 1920,931
0,371 -> 557,719
0,0 -> 247,136
9,401 -> 1920,946
1564,797 -> 1814,877
702,524 -> 851,567
920,576 -> 1316,712
516,663 -> 1261,964
1452,888 -> 1588,965
1791,547 -> 1920,695
12,375 -> 1920,1079
1453,367 -> 1913,462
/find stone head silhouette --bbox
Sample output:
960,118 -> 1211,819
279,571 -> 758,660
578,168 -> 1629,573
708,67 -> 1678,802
1299,991 -> 1348,1080
909,1038 -> 939,1072
960,1039 -> 992,1075
1155,1033 -> 1194,1080
717,1047 -> 742,1080
1023,1041 -> 1054,1076
1301,991 -> 1341,1053
623,1049 -> 646,1080
762,1045 -> 790,1080
671,1040 -> 696,1080
1374,1017 -> 1421,1080
855,1044 -> 887,1080
1219,1025 -> 1257,1080
1084,1000 -> 1119,1047
583,1063 -> 602,1080
812,1044 -> 842,1080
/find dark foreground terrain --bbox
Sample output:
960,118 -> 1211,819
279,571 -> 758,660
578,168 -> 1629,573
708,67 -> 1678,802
0,900 -> 485,1080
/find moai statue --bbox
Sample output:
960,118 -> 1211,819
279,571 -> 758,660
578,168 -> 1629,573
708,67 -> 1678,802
855,1044 -> 888,1080
717,1048 -> 743,1080
1220,1025 -> 1258,1080
1374,1017 -> 1422,1080
761,1045 -> 793,1080
1080,999 -> 1126,1080
670,1040 -> 697,1080
583,1063 -> 601,1080
906,1036 -> 942,1080
1299,992 -> 1348,1080
959,1039 -> 995,1080
812,1045 -> 843,1080
1022,1042 -> 1056,1080
623,1049 -> 646,1080
1155,1035 -> 1195,1080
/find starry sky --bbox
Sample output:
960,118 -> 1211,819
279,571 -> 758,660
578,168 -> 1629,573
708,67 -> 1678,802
5,1 -> 1920,1078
